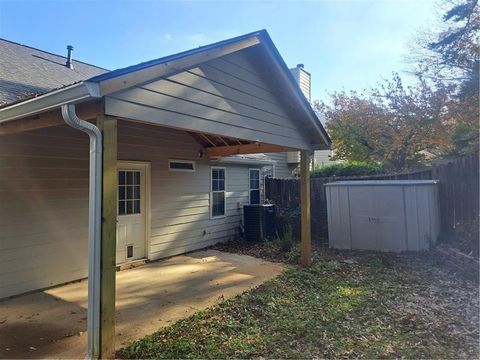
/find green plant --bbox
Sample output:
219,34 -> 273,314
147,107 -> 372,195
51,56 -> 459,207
275,206 -> 301,242
275,223 -> 295,252
285,242 -> 301,263
311,161 -> 384,178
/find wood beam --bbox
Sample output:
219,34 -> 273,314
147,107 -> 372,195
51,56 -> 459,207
0,101 -> 103,136
203,142 -> 298,157
96,115 -> 117,359
300,150 -> 312,267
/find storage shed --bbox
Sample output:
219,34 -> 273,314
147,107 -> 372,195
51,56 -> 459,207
326,180 -> 440,252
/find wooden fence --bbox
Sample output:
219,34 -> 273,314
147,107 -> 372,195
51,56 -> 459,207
265,152 -> 479,243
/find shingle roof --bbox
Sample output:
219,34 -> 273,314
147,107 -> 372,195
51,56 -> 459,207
0,38 -> 107,106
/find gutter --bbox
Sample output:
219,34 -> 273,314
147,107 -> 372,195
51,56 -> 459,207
61,104 -> 102,359
0,81 -> 100,122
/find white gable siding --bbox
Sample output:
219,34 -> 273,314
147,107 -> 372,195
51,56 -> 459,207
0,122 -> 261,299
105,51 -> 309,150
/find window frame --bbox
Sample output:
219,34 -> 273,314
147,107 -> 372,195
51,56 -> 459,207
210,166 -> 227,219
118,169 -> 142,216
249,168 -> 261,205
168,159 -> 196,172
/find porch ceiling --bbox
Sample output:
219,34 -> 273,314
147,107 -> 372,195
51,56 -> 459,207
187,130 -> 298,157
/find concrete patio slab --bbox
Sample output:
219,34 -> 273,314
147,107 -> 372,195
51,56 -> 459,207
0,250 -> 284,359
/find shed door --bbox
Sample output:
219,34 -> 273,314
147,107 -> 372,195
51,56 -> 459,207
349,186 -> 378,250
374,186 -> 406,252
116,163 -> 147,264
348,185 -> 407,252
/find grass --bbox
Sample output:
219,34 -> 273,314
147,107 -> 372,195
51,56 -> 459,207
118,250 -> 479,359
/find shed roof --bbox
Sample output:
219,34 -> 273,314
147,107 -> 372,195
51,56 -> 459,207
325,180 -> 439,186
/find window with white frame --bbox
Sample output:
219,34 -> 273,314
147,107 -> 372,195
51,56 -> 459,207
249,169 -> 260,205
211,167 -> 226,218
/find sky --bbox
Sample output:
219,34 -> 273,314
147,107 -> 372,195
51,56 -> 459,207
0,0 -> 438,102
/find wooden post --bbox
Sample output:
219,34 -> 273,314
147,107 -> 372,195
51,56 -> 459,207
96,115 -> 117,359
300,150 -> 312,267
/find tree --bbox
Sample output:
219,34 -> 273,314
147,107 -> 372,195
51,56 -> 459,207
317,0 -> 478,166
415,0 -> 479,155
415,0 -> 479,92
315,74 -> 451,170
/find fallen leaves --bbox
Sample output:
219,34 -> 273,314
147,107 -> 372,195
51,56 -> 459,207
118,247 -> 479,359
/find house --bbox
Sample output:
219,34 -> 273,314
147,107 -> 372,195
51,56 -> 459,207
0,30 -> 330,357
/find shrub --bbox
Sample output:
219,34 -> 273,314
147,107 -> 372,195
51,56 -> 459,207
275,205 -> 300,242
275,223 -> 295,252
311,161 -> 384,178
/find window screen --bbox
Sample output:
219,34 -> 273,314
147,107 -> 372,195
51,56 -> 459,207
249,169 -> 260,205
118,170 -> 141,215
211,168 -> 225,217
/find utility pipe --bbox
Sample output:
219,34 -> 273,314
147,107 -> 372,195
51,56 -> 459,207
61,104 -> 102,359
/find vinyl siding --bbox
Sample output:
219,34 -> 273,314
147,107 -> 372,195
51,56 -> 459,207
0,125 -> 90,298
105,51 -> 310,150
289,67 -> 311,102
0,122 -> 261,298
263,152 -> 296,178
314,150 -> 335,167
118,121 -> 254,260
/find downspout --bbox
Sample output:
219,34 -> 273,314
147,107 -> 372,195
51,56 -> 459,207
61,104 -> 102,359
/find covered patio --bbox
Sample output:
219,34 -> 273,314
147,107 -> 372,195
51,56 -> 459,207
0,30 -> 329,358
0,250 -> 283,359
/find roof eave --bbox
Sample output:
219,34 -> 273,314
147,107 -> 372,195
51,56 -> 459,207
0,82 -> 101,122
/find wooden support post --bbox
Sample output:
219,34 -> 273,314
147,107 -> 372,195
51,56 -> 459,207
96,115 -> 117,359
300,150 -> 312,267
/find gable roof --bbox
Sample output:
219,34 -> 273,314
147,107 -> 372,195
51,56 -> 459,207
0,30 -> 330,148
0,38 -> 107,106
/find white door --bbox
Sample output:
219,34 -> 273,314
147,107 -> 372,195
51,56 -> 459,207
116,162 -> 148,264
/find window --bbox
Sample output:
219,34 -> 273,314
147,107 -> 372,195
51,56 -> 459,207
211,167 -> 226,218
249,169 -> 260,204
169,159 -> 195,172
118,170 -> 141,215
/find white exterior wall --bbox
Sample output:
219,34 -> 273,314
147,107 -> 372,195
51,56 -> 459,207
0,122 -> 262,299
314,149 -> 335,167
118,121 -> 257,261
263,152 -> 296,178
0,125 -> 90,298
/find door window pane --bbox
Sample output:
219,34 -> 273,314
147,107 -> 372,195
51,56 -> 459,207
118,170 -> 141,215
